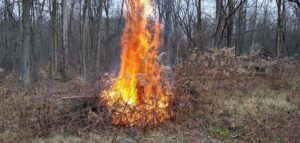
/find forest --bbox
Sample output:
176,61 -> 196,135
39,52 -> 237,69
0,0 -> 300,142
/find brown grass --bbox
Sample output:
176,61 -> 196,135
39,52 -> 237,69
0,48 -> 300,142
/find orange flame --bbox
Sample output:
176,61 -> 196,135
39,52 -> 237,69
101,0 -> 171,126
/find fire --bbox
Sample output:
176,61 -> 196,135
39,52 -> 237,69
100,0 -> 171,126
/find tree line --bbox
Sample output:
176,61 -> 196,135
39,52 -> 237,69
0,0 -> 299,87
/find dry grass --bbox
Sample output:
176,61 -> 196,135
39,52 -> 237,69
0,48 -> 300,142
173,48 -> 300,142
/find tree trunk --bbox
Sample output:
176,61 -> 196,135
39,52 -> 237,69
195,0 -> 202,49
60,0 -> 69,81
68,0 -> 75,66
214,0 -> 223,48
3,0 -> 8,69
165,0 -> 174,65
3,0 -> 15,70
227,0 -> 234,48
31,0 -> 38,81
81,0 -> 90,79
236,0 -> 247,55
276,0 -> 283,58
282,0 -> 288,56
50,0 -> 58,82
96,0 -> 104,73
88,3 -> 96,73
35,0 -> 46,68
251,0 -> 258,51
22,0 -> 31,87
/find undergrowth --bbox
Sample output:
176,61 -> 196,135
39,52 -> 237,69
0,48 -> 299,142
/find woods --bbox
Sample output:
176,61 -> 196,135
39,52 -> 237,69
0,0 -> 299,85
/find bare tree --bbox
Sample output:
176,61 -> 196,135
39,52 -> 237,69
288,0 -> 300,9
1,0 -> 300,85
96,0 -> 104,73
250,0 -> 258,50
236,0 -> 247,54
195,0 -> 202,49
80,0 -> 90,79
276,0 -> 284,58
50,0 -> 57,81
214,0 -> 224,48
164,0 -> 174,65
60,0 -> 69,81
3,0 -> 9,70
22,0 -> 31,87
227,0 -> 234,48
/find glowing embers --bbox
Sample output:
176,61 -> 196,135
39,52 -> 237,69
101,74 -> 171,126
100,0 -> 172,126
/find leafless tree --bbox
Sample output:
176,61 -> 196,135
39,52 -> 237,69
50,0 -> 58,82
21,0 -> 31,87
80,0 -> 90,79
0,0 -> 299,85
276,0 -> 284,58
95,0 -> 104,73
164,0 -> 174,65
236,0 -> 247,54
60,0 -> 69,81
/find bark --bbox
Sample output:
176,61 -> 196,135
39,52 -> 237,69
3,0 -> 15,70
11,0 -> 16,72
104,0 -> 110,35
96,0 -> 104,73
31,0 -> 38,81
155,0 -> 163,22
67,0 -> 75,66
32,0 -> 46,81
236,0 -> 247,55
60,0 -> 69,81
251,0 -> 258,50
81,0 -> 90,79
88,2 -> 96,73
103,0 -> 111,70
214,0 -> 223,48
22,0 -> 31,87
17,0 -> 23,72
35,0 -> 46,65
276,0 -> 283,58
196,0 -> 202,31
165,0 -> 174,65
3,0 -> 8,69
283,0 -> 288,56
227,0 -> 234,48
195,0 -> 202,49
50,0 -> 58,81
261,1 -> 269,51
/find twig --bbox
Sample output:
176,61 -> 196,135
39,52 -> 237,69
62,95 -> 99,100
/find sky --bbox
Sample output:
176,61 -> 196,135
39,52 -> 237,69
109,0 -> 278,19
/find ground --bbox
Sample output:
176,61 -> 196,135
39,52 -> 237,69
0,49 -> 299,143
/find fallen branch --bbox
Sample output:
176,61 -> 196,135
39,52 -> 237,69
62,95 -> 99,100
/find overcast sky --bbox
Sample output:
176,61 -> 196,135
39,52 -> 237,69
109,0 -> 278,19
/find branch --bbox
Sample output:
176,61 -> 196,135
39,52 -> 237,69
288,0 -> 300,9
62,95 -> 99,100
220,0 -> 247,39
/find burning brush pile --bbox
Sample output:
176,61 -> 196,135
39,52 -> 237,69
99,0 -> 173,126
